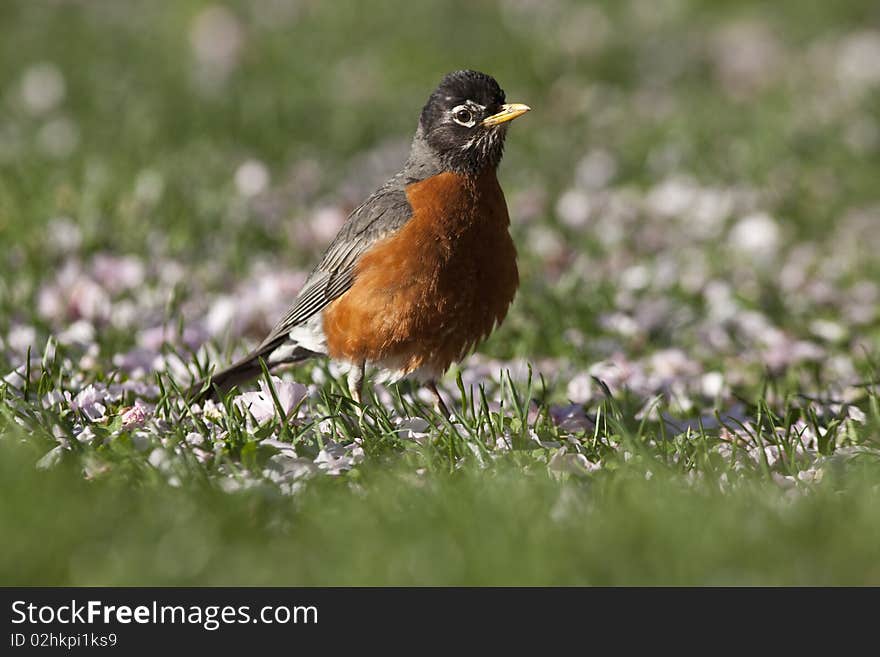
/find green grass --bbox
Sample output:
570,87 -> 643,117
5,438 -> 880,586
3,0 -> 880,585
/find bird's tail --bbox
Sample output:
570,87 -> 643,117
186,344 -> 314,404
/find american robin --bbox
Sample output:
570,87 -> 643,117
192,70 -> 530,413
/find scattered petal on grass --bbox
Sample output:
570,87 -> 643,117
120,401 -> 151,430
235,377 -> 307,424
235,159 -> 270,197
395,417 -> 431,445
549,404 -> 593,433
314,442 -> 365,475
70,385 -> 108,422
20,62 -> 65,114
548,449 -> 600,476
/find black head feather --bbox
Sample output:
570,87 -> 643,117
409,70 -> 513,176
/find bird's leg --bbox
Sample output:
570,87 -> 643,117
347,360 -> 366,407
428,381 -> 451,418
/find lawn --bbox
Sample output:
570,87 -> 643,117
2,0 -> 880,585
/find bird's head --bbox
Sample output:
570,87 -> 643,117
413,70 -> 530,176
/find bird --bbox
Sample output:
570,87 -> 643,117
190,70 -> 530,414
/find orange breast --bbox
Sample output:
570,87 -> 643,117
322,169 -> 519,377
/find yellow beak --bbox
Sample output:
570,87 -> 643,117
481,103 -> 531,127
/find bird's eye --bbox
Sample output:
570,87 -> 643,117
452,106 -> 475,126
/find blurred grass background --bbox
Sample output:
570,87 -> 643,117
2,0 -> 880,585
4,0 -> 878,255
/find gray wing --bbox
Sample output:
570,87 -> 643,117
258,173 -> 413,350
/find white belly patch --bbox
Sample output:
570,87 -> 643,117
267,314 -> 327,364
